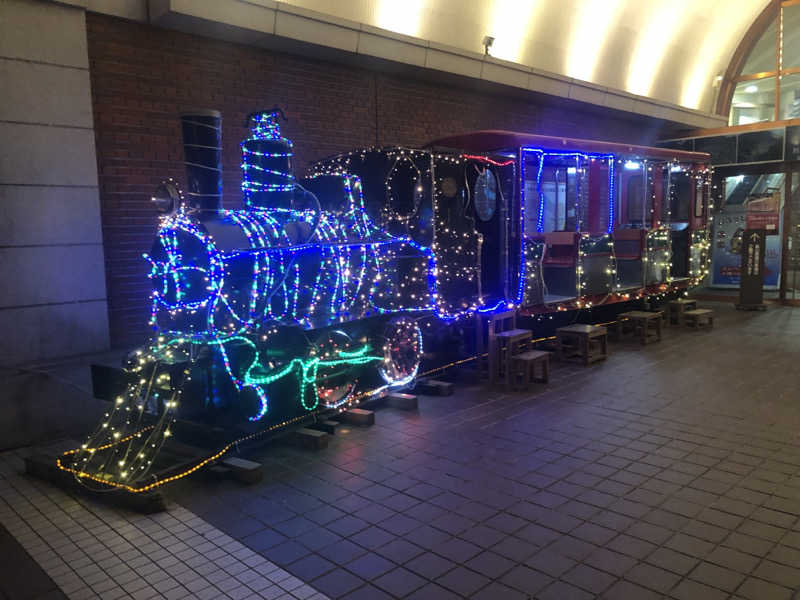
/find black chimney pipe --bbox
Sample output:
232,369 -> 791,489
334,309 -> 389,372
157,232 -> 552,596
180,109 -> 222,217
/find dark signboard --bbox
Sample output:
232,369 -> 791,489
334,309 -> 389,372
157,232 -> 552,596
739,229 -> 766,307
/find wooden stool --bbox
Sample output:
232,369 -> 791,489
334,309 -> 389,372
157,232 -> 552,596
556,324 -> 608,365
685,308 -> 713,330
495,328 -> 533,387
487,310 -> 532,385
668,298 -> 697,325
617,310 -> 662,344
609,313 -> 631,341
510,350 -> 550,390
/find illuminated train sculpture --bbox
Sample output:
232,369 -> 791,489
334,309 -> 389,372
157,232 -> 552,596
63,109 -> 712,492
145,109 -> 434,423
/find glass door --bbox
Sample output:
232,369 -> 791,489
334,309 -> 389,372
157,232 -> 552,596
711,172 -> 785,290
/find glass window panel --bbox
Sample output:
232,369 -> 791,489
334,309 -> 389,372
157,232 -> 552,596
660,139 -> 694,152
694,136 -> 737,165
785,125 -> 800,161
711,172 -> 784,290
619,164 -> 653,228
737,129 -> 784,163
669,170 -> 692,222
741,17 -> 777,74
780,73 -> 800,120
782,5 -> 800,70
539,161 -> 578,232
729,77 -> 776,125
694,177 -> 704,218
523,154 -> 587,234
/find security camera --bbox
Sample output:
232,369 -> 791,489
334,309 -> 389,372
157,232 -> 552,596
483,35 -> 495,55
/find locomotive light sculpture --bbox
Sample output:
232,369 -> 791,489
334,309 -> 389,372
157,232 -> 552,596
59,110 -> 713,494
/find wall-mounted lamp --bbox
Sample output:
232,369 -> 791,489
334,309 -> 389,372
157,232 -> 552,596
482,35 -> 495,56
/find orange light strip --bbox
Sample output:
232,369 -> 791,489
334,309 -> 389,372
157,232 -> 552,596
56,380 -> 396,493
56,412 -> 316,493
62,426 -> 156,456
56,301 -> 675,494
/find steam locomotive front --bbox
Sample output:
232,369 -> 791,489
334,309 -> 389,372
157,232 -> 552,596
145,109 -> 430,422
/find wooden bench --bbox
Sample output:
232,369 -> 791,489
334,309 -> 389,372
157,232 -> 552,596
221,457 -> 264,484
556,324 -> 608,365
668,298 -> 697,326
614,310 -> 662,344
510,350 -> 550,390
685,308 -> 713,330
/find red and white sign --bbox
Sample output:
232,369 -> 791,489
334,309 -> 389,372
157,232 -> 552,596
745,193 -> 780,234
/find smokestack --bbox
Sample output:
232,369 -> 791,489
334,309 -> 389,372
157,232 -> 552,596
242,108 -> 295,209
180,109 -> 222,217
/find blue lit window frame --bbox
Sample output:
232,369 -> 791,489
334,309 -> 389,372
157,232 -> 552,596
516,148 -> 616,303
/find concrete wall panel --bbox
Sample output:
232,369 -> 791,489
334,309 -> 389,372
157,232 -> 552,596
0,58 -> 93,127
275,11 -> 358,52
0,300 -> 110,364
426,49 -> 482,79
87,0 -> 147,21
0,0 -> 89,68
482,62 -> 529,89
0,245 -> 107,308
0,0 -> 109,372
0,185 -> 103,246
358,32 -> 426,67
0,123 -> 98,186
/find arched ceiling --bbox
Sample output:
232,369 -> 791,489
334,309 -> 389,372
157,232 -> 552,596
282,0 -> 768,113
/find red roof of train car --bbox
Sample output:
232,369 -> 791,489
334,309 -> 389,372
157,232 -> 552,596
425,130 -> 710,162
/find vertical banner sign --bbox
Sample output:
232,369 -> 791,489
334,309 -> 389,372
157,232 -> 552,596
739,229 -> 766,307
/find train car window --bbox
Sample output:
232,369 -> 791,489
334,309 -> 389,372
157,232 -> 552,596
586,159 -> 609,234
474,168 -> 497,222
540,162 -> 578,232
386,156 -> 423,218
523,154 -> 587,233
669,170 -> 691,222
621,166 -> 653,228
661,169 -> 671,222
694,178 -> 704,218
626,175 -> 644,224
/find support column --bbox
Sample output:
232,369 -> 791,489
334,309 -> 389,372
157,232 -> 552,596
0,0 -> 110,365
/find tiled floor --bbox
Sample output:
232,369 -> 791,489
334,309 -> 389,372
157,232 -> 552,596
0,445 -> 327,599
4,302 -> 800,599
166,303 -> 800,599
0,521 -> 66,600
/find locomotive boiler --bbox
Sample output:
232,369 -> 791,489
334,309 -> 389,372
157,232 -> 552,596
145,109 -> 436,422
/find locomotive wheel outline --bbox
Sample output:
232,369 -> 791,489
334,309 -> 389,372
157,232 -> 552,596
379,317 -> 423,387
309,329 -> 358,409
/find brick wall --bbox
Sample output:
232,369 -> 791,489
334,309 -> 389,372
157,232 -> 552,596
87,13 -> 659,346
